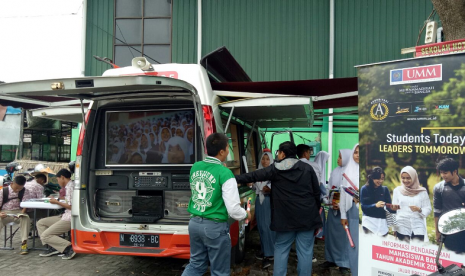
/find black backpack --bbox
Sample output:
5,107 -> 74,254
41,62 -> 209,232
0,186 -> 25,210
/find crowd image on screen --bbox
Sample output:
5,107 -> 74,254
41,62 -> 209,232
106,110 -> 195,165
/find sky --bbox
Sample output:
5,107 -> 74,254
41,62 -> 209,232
0,0 -> 83,83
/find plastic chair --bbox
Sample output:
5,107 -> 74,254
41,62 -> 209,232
0,222 -> 19,250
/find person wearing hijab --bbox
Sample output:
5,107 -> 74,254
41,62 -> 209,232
253,149 -> 276,269
138,133 -> 152,163
314,151 -> 330,187
360,167 -> 394,236
149,132 -> 157,148
339,144 -> 359,276
162,136 -> 190,164
158,127 -> 172,153
313,151 -> 330,240
175,127 -> 185,138
109,142 -> 125,164
319,149 -> 352,273
184,127 -> 194,162
392,166 -> 431,243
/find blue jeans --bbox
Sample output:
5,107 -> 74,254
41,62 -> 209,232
274,230 -> 315,276
182,217 -> 231,276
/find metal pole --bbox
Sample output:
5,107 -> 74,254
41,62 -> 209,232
224,106 -> 235,134
17,109 -> 25,160
197,0 -> 202,64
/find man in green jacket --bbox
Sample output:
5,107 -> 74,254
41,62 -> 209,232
182,133 -> 250,276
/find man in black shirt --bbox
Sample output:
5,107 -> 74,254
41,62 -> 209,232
433,158 -> 465,254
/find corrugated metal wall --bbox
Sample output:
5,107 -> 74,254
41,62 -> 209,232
172,0 -> 197,64
334,0 -> 433,78
86,0 -> 434,80
199,0 -> 329,81
84,0 -> 114,76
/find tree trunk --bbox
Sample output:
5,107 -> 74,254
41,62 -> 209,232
431,0 -> 465,41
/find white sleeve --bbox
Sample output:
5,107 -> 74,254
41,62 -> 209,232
419,192 -> 432,218
222,178 -> 248,221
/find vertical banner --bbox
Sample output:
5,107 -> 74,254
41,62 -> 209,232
358,53 -> 465,276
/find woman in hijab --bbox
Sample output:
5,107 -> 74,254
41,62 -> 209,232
162,136 -> 190,164
109,142 -> 125,164
158,127 -> 172,153
175,127 -> 185,138
360,167 -> 394,236
392,166 -> 431,243
253,149 -> 276,269
138,133 -> 152,163
184,127 -> 194,160
319,149 -> 352,272
314,151 -> 330,240
149,132 -> 158,148
339,144 -> 359,276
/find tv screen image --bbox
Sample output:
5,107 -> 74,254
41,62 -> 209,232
106,109 -> 195,166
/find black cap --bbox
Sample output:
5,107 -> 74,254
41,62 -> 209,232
56,169 -> 72,179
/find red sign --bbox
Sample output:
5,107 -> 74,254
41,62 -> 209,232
372,245 -> 462,273
403,64 -> 441,81
415,38 -> 465,57
390,64 -> 442,85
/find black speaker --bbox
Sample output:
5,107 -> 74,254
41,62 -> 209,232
96,190 -> 136,218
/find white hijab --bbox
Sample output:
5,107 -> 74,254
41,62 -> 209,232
110,142 -> 125,163
255,152 -> 274,204
158,127 -> 171,144
162,136 -> 190,164
341,144 -> 359,212
329,149 -> 352,215
184,127 -> 194,155
314,151 -> 330,185
329,149 -> 352,189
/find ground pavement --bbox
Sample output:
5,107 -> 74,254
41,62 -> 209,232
1,225 -> 350,276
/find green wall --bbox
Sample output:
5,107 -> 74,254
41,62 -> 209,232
334,0 -> 434,77
172,0 -> 198,64
84,0 -> 114,76
200,0 -> 329,81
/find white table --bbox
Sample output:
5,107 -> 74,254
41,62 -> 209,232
20,200 -> 64,250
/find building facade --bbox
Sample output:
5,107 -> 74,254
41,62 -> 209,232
83,0 -> 435,169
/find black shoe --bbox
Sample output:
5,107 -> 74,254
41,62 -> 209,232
262,257 -> 272,269
61,246 -> 76,260
319,261 -> 337,268
339,267 -> 351,275
39,247 -> 59,257
255,251 -> 264,260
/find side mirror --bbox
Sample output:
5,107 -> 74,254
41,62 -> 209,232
438,208 -> 465,235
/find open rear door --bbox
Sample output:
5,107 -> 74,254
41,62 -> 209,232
0,75 -> 206,139
219,96 -> 314,129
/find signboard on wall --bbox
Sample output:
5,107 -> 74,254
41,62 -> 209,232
415,38 -> 465,57
358,53 -> 465,275
0,114 -> 21,145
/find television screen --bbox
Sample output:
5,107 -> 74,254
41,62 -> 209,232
106,109 -> 195,166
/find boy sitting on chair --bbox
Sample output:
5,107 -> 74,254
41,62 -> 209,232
0,175 -> 32,254
37,169 -> 76,260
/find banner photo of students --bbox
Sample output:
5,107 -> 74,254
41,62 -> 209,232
358,52 -> 465,276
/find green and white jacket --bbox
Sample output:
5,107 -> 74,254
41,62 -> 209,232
187,156 -> 247,222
